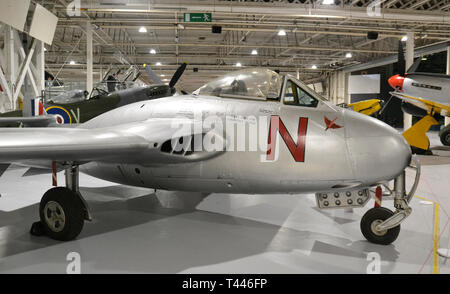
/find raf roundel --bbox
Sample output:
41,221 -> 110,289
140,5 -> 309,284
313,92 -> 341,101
45,106 -> 72,124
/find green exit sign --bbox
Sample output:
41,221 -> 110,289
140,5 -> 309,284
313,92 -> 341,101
184,13 -> 212,23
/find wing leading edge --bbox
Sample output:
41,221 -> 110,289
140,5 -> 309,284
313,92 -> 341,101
0,127 -> 149,163
390,91 -> 450,116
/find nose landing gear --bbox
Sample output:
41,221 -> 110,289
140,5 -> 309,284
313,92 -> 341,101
360,156 -> 420,245
361,207 -> 401,245
30,164 -> 91,241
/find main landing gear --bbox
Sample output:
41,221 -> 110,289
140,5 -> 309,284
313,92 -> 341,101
360,157 -> 420,245
439,124 -> 450,146
30,164 -> 91,241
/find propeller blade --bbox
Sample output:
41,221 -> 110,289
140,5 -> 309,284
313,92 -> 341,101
169,62 -> 187,88
398,40 -> 406,76
145,65 -> 163,84
407,57 -> 421,73
378,96 -> 394,117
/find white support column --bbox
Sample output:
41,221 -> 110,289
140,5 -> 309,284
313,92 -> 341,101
337,71 -> 346,104
86,21 -> 93,94
344,72 -> 350,104
403,32 -> 414,131
5,26 -> 16,109
35,40 -> 45,94
331,72 -> 336,104
327,74 -> 331,100
446,46 -> 450,126
333,72 -> 338,104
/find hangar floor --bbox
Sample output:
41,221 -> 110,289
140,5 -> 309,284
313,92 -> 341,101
0,132 -> 449,274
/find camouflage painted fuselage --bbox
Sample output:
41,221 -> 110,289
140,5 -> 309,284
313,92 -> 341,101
0,85 -> 174,125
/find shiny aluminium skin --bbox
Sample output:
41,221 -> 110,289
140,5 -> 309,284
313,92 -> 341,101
0,68 -> 420,245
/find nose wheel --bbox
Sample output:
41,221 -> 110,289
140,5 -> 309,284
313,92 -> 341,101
30,164 -> 91,241
361,207 -> 400,245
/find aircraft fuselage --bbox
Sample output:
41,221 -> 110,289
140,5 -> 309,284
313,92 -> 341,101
80,95 -> 411,194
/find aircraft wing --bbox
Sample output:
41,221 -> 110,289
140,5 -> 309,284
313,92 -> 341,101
0,115 -> 59,127
390,91 -> 450,117
0,127 -> 149,163
0,120 -> 225,166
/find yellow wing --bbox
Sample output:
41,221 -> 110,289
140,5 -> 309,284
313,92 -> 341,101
390,91 -> 450,117
348,99 -> 381,116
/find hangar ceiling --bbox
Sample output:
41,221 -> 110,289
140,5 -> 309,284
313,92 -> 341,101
30,0 -> 450,91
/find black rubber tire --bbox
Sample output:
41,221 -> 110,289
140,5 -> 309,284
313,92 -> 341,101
360,207 -> 400,245
39,187 -> 85,241
439,125 -> 450,146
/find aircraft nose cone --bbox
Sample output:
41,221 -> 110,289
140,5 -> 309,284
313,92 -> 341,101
344,110 -> 411,184
388,74 -> 405,90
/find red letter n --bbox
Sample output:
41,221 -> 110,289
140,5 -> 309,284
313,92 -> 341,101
266,116 -> 308,162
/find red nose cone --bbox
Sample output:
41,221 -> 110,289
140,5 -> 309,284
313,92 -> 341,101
388,74 -> 405,90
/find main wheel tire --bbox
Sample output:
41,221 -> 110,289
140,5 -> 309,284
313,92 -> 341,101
39,187 -> 85,241
360,207 -> 400,245
439,125 -> 450,146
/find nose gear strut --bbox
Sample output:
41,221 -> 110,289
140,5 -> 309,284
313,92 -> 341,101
361,156 -> 420,244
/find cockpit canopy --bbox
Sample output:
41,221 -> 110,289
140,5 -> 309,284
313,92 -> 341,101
48,89 -> 88,104
193,68 -> 283,100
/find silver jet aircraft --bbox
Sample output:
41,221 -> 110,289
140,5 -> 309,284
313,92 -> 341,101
0,68 -> 420,245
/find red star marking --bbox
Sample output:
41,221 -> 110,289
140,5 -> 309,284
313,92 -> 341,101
324,116 -> 343,131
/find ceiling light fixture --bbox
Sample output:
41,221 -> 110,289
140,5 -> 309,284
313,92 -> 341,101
251,49 -> 258,55
401,35 -> 408,42
278,29 -> 286,36
236,62 -> 242,67
322,0 -> 334,4
345,52 -> 352,58
311,65 -> 318,69
139,26 -> 147,33
149,48 -> 156,54
69,60 -> 76,65
155,62 -> 162,66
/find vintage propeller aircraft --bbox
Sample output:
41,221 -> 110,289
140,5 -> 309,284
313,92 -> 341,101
0,68 -> 420,245
388,41 -> 450,152
0,63 -> 187,126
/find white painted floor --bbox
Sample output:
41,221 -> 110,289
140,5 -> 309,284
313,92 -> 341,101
0,132 -> 449,274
